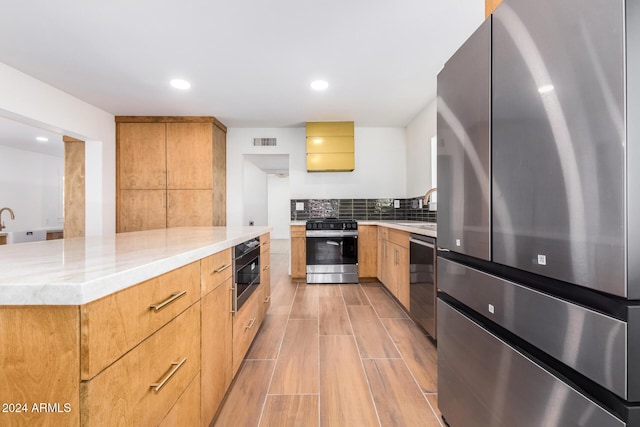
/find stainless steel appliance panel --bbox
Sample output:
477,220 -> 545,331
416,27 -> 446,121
438,257 -> 628,399
409,235 -> 437,338
306,272 -> 358,284
629,0 -> 640,299
437,18 -> 491,261
438,299 -> 625,427
492,0 -> 626,296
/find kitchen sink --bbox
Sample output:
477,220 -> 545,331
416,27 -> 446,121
396,222 -> 437,230
5,229 -> 47,244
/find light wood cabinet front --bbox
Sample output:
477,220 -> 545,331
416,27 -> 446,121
232,291 -> 261,375
377,227 -> 410,309
166,123 -> 213,189
0,306 -> 79,427
485,0 -> 503,17
118,122 -> 167,190
290,225 -> 306,279
201,248 -> 232,295
116,117 -> 227,232
201,278 -> 233,425
358,225 -> 378,278
260,235 -> 272,320
118,189 -> 167,232
81,262 -> 200,380
166,189 -> 213,227
160,374 -> 201,427
81,302 -> 201,427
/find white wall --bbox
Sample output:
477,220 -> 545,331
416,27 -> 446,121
267,174 -> 291,239
0,145 -> 64,230
406,98 -> 437,198
242,157 -> 268,226
0,63 -> 115,236
227,127 -> 407,226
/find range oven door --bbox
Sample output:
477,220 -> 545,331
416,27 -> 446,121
305,231 -> 358,283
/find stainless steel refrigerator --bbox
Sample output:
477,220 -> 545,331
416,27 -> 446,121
437,0 -> 640,425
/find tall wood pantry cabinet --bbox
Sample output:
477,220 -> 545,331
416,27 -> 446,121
116,116 -> 227,232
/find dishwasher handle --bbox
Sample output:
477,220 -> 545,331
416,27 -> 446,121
409,237 -> 435,249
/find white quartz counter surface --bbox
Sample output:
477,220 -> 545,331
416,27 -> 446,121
290,220 -> 436,238
0,226 -> 271,306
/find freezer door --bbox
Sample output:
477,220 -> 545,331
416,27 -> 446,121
438,298 -> 626,427
438,257 -> 629,400
437,18 -> 491,261
492,0 -> 626,296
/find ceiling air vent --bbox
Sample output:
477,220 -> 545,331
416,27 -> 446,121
253,137 -> 277,146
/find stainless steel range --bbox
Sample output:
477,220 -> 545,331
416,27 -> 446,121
305,219 -> 358,284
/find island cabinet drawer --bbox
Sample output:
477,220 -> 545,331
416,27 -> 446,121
159,373 -> 201,427
81,302 -> 201,427
232,290 -> 261,375
260,232 -> 271,248
80,261 -> 200,380
201,248 -> 232,295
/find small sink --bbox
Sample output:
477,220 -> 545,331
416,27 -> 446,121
6,229 -> 47,244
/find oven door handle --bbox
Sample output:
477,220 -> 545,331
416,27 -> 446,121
306,230 -> 358,238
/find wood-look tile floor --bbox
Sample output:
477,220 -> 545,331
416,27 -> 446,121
214,240 -> 442,427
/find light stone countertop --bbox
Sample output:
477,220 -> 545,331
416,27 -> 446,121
290,220 -> 437,238
0,226 -> 271,306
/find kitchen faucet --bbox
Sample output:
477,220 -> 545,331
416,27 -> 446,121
0,207 -> 15,231
423,188 -> 437,209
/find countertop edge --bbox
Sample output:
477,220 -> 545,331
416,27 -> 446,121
290,220 -> 436,238
0,226 -> 272,306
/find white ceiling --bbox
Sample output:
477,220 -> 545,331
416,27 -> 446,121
0,117 -> 63,157
0,0 -> 484,129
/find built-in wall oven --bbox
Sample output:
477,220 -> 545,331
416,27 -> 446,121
306,219 -> 358,284
233,237 -> 260,315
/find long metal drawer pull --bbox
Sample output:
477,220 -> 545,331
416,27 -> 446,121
149,290 -> 187,312
245,318 -> 256,330
214,263 -> 231,273
150,358 -> 187,392
409,237 -> 435,249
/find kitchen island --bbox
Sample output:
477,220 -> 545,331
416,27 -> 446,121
0,226 -> 272,426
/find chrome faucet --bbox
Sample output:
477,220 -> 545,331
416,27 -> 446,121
423,188 -> 437,209
0,207 -> 15,231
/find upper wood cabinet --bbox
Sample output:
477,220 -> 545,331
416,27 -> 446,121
485,0 -> 503,17
116,117 -> 227,232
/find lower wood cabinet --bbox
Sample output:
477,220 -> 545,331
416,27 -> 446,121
160,374 -> 201,427
232,290 -> 262,375
260,233 -> 271,319
290,225 -> 306,279
80,302 -> 201,426
358,225 -> 378,278
2,234 -> 270,427
378,228 -> 410,309
201,278 -> 233,425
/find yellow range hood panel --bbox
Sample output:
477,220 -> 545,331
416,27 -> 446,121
306,121 -> 355,172
306,153 -> 355,172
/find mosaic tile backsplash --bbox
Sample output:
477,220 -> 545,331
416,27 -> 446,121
290,197 -> 437,222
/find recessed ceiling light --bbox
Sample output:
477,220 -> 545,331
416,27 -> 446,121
310,80 -> 329,91
170,79 -> 191,90
36,137 -> 48,142
538,84 -> 554,94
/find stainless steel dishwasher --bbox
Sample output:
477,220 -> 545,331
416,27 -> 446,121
409,233 -> 437,339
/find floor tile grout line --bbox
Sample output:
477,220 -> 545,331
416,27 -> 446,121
256,281 -> 299,426
343,283 -> 383,427
424,393 -> 445,427
379,314 -> 441,423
